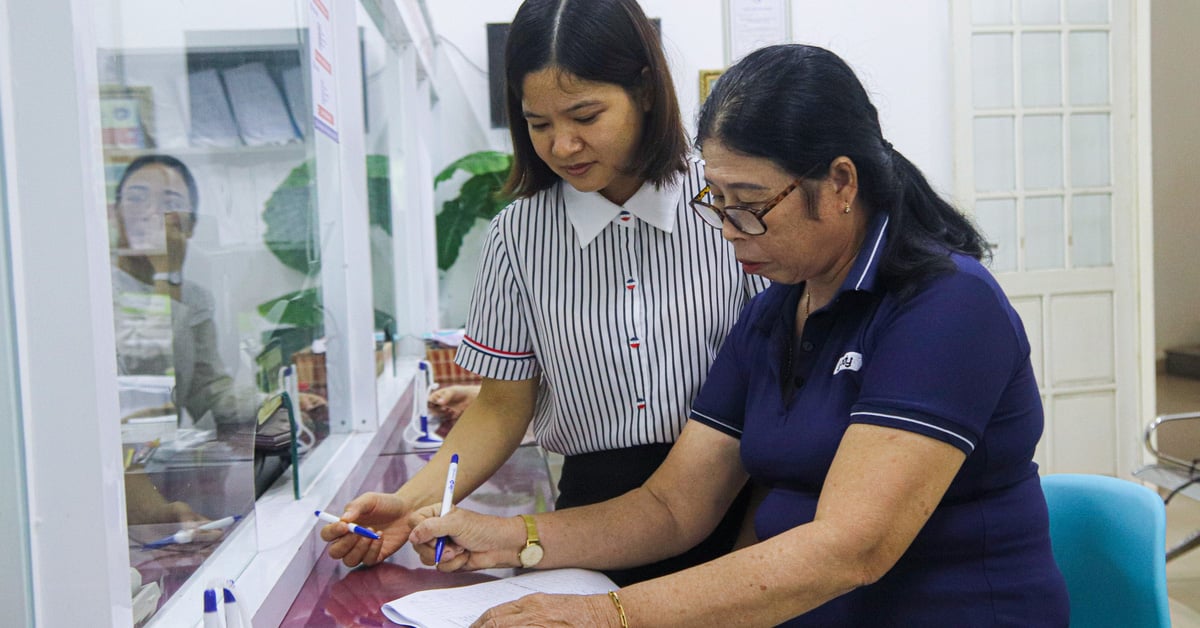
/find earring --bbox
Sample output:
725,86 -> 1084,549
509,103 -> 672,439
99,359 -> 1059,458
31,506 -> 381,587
843,201 -> 851,214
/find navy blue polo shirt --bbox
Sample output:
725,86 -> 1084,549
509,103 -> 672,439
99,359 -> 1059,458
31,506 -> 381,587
690,212 -> 1068,626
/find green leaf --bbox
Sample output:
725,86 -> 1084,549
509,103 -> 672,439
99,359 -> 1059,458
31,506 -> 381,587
434,151 -> 512,187
257,287 -> 323,328
436,199 -> 478,271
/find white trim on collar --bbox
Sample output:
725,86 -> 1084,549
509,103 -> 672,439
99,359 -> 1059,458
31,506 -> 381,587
562,174 -> 682,248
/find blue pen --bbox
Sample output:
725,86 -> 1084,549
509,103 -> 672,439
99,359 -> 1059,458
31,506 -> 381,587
434,453 -> 459,566
315,510 -> 381,540
144,515 -> 242,549
222,586 -> 243,628
202,588 -> 220,628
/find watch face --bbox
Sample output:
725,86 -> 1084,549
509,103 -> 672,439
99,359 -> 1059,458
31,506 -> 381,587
519,543 -> 544,567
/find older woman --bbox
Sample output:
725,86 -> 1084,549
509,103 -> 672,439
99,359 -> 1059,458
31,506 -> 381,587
407,44 -> 1070,627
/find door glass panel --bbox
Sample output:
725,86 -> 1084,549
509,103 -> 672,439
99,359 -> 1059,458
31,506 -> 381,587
975,198 -> 1018,272
1071,193 -> 1112,267
1025,195 -> 1065,270
1066,0 -> 1108,23
972,34 -> 1014,108
92,0 -> 335,621
1020,0 -> 1060,24
1023,115 -> 1063,190
1069,31 -> 1109,106
974,116 -> 1016,193
1021,32 -> 1061,107
1070,113 -> 1110,187
972,0 -> 1012,25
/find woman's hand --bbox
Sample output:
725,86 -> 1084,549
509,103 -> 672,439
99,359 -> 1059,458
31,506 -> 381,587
470,593 -> 620,628
407,505 -> 525,571
428,384 -> 479,422
321,492 -> 413,567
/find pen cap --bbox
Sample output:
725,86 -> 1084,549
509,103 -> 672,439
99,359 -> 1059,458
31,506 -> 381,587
203,588 -> 218,612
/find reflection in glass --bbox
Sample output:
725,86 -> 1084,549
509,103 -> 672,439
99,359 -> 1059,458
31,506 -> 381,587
94,2 -> 331,620
1020,0 -> 1060,24
1072,194 -> 1112,267
109,155 -> 260,624
1023,115 -> 1063,190
1024,195 -> 1065,270
975,198 -> 1018,272
1021,32 -> 1061,107
1070,113 -> 1111,187
972,34 -> 1014,109
972,0 -> 1012,25
1069,31 -> 1109,106
974,116 -> 1016,193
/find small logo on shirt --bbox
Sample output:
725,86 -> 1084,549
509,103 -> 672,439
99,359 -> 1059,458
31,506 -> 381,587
833,352 -> 863,375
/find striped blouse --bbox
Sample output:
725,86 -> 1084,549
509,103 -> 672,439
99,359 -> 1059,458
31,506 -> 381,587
456,159 -> 767,455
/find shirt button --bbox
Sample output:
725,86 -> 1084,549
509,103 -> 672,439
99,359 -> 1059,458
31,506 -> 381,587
629,337 -> 641,349
801,341 -> 815,352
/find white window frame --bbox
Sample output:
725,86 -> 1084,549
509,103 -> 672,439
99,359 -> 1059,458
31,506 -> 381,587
0,0 -> 441,625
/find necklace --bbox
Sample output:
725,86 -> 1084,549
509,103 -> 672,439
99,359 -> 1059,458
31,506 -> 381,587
803,289 -> 812,319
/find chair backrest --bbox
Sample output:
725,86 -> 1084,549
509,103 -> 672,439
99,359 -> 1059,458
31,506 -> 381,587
1041,473 -> 1171,628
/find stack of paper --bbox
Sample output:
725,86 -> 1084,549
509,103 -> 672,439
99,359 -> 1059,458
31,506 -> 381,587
188,68 -> 241,148
221,62 -> 300,146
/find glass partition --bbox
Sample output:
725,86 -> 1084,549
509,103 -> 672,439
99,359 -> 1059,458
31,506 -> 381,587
359,2 -> 431,419
92,0 -> 344,621
0,82 -> 35,628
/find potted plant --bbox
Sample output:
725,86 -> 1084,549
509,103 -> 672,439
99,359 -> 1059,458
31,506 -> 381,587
433,150 -> 513,271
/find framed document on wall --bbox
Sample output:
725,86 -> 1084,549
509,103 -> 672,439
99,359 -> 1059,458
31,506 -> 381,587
724,0 -> 791,64
699,69 -> 724,103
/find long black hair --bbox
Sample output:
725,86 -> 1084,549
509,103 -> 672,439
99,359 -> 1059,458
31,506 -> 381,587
502,0 -> 688,198
696,44 -> 988,297
115,153 -> 200,225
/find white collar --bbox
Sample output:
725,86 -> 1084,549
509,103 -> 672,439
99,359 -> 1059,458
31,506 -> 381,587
562,174 -> 682,248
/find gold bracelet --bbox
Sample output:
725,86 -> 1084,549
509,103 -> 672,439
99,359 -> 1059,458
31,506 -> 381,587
608,590 -> 629,628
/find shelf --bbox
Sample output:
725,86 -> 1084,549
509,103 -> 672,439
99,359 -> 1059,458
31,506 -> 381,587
103,142 -> 309,161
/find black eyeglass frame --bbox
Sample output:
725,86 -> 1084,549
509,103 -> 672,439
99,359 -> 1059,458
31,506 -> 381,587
689,180 -> 801,235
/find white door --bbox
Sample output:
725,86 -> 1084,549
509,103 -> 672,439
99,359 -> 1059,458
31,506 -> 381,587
952,0 -> 1147,476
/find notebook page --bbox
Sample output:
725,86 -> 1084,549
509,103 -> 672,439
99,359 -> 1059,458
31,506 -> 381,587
381,568 -> 616,627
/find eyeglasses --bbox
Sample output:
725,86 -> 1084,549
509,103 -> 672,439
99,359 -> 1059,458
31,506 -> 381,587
689,180 -> 800,235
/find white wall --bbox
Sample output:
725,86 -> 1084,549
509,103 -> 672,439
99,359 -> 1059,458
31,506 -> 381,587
1151,1 -> 1200,355
425,0 -> 955,326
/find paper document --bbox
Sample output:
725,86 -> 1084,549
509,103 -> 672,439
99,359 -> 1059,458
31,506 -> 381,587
381,568 -> 616,627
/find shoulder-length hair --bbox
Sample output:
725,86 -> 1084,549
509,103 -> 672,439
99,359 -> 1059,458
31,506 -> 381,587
696,44 -> 989,298
502,0 -> 688,198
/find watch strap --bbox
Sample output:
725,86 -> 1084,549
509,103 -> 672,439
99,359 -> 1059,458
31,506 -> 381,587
521,514 -> 540,546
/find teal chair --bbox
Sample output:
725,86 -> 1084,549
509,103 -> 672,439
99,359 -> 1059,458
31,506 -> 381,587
1041,473 -> 1171,628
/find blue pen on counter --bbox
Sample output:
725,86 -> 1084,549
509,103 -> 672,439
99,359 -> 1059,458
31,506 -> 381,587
314,510 -> 381,540
202,588 -> 220,628
222,586 -> 242,628
434,453 -> 460,566
144,515 -> 242,549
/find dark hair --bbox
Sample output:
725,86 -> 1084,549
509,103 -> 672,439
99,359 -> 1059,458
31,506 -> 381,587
696,44 -> 989,298
115,154 -> 200,225
502,0 -> 688,198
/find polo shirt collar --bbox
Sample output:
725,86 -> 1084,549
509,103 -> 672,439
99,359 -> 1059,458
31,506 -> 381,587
749,211 -> 891,336
562,174 -> 681,248
835,210 -> 890,295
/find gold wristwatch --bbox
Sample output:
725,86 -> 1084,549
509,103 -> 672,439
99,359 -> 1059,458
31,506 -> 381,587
518,514 -> 544,568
